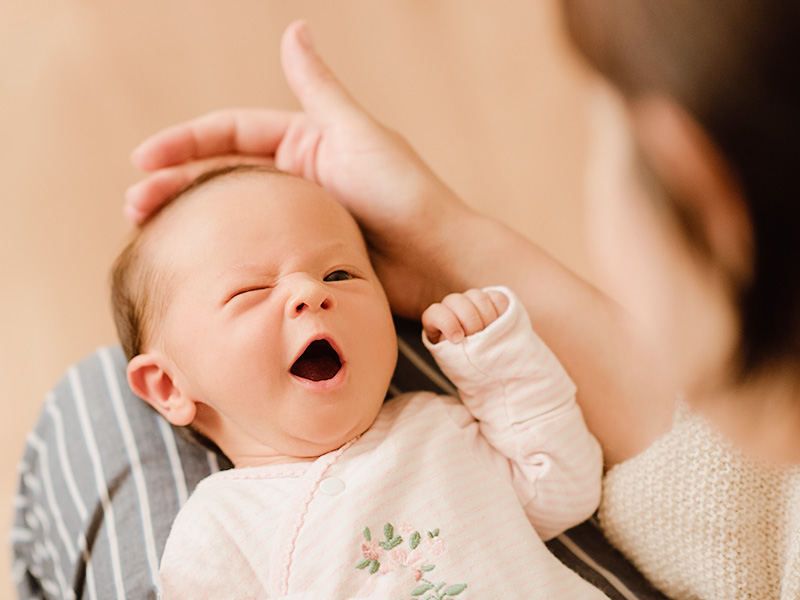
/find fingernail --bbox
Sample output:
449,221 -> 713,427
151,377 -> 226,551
123,193 -> 145,224
123,203 -> 145,225
296,21 -> 313,50
124,182 -> 141,203
451,331 -> 464,344
129,146 -> 147,169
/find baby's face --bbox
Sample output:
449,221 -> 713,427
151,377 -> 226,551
153,172 -> 397,465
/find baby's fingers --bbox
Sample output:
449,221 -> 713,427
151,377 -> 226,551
458,288 -> 509,331
441,288 -> 508,336
423,289 -> 509,344
422,303 -> 465,345
485,289 -> 510,320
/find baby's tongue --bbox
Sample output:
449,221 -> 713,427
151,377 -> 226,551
290,340 -> 341,381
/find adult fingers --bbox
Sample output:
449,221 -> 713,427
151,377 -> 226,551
130,20 -> 365,173
124,155 -> 274,224
280,20 -> 367,126
130,109 -> 297,172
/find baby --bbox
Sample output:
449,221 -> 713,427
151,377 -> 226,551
111,165 -> 605,599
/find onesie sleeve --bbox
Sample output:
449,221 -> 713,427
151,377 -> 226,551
422,286 -> 602,540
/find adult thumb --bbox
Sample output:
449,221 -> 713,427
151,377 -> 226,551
280,20 -> 365,124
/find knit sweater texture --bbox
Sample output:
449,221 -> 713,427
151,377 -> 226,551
599,401 -> 800,599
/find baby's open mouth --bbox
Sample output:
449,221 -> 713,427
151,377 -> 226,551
290,340 -> 342,381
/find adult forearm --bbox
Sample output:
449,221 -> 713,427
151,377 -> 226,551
427,208 -> 673,465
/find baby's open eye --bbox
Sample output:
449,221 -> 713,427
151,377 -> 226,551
324,270 -> 354,282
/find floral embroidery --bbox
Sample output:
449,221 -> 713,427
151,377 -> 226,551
356,522 -> 467,598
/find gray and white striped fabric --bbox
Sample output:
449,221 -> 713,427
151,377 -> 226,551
11,318 -> 670,600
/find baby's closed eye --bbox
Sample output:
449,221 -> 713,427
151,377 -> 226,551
227,284 -> 273,303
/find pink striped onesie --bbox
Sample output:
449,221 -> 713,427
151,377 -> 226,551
159,288 -> 605,599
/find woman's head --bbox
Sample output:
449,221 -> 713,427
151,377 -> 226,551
563,0 -> 800,385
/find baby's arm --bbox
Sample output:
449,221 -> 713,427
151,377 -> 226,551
423,287 -> 602,540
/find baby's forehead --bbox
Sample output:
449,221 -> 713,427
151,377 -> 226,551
144,169 -> 366,260
182,169 -> 347,217
150,169 -> 343,230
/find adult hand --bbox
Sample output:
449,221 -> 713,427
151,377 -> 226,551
126,20 -> 673,464
126,20 -> 468,318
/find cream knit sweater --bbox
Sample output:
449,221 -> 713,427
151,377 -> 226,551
599,402 -> 800,599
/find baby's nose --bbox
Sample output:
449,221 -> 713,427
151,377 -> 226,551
286,278 -> 336,317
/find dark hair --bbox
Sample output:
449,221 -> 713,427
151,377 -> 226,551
562,0 -> 800,378
111,164 -> 284,360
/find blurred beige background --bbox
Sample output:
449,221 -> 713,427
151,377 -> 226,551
1,2 -> 594,596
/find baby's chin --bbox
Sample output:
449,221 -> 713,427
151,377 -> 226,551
235,427 -> 370,469
231,454 -> 317,469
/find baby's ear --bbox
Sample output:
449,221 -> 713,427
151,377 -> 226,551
127,353 -> 197,426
